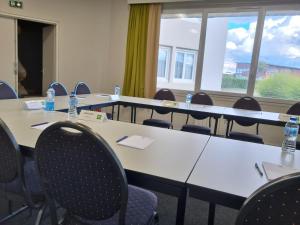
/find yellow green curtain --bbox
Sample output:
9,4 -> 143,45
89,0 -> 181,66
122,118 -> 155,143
122,4 -> 149,97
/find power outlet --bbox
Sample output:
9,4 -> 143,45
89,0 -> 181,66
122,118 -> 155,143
9,0 -> 23,9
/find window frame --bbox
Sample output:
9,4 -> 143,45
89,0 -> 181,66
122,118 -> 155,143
158,4 -> 300,104
157,45 -> 172,83
172,48 -> 198,83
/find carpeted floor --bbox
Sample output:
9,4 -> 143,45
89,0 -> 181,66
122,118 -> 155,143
0,191 -> 238,225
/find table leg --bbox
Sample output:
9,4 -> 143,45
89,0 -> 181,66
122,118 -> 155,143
134,107 -> 137,123
117,105 -> 120,121
131,106 -> 134,123
208,203 -> 216,225
111,105 -> 115,120
225,120 -> 230,137
213,118 -> 219,136
176,187 -> 187,225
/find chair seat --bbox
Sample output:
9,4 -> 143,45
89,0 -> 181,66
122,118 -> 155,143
181,124 -> 211,135
143,119 -> 172,129
228,131 -> 264,144
0,158 -> 43,200
62,185 -> 158,225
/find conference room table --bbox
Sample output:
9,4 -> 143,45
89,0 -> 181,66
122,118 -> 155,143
74,94 -> 288,131
0,94 -> 297,225
0,108 -> 210,225
187,136 -> 300,225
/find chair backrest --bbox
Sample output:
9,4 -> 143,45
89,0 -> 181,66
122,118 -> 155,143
235,173 -> 300,225
35,122 -> 128,223
190,92 -> 214,120
74,82 -> 91,95
287,102 -> 300,115
0,81 -> 18,100
233,97 -> 262,127
0,118 -> 20,183
49,82 -> 68,96
154,89 -> 176,115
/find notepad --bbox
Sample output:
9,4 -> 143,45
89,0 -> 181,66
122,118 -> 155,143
262,161 -> 300,180
24,100 -> 45,110
162,100 -> 177,107
31,122 -> 55,131
117,135 -> 154,150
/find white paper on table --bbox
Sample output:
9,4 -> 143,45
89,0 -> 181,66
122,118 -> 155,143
31,122 -> 55,131
24,100 -> 45,110
262,161 -> 300,180
117,135 -> 154,150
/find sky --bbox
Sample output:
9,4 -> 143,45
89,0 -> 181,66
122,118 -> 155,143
225,14 -> 300,71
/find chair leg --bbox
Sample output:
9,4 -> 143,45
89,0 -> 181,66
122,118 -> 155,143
0,205 -> 29,224
208,203 -> 216,225
35,205 -> 47,225
8,199 -> 12,214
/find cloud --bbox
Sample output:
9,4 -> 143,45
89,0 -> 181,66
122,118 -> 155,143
226,41 -> 237,50
226,15 -> 300,68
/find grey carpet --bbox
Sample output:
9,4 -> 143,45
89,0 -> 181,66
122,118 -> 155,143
0,191 -> 238,225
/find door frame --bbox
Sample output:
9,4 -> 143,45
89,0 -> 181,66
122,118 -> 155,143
0,12 -> 59,93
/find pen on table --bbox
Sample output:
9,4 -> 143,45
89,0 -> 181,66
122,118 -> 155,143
255,162 -> 264,177
116,136 -> 128,143
31,122 -> 49,127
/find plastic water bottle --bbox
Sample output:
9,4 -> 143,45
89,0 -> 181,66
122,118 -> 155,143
68,92 -> 78,120
186,93 -> 192,105
282,117 -> 299,153
114,85 -> 121,96
45,88 -> 55,111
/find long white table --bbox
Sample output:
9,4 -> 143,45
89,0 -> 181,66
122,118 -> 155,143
0,108 -> 210,225
0,94 -> 296,225
187,136 -> 300,225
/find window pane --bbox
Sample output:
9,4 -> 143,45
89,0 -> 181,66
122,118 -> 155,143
184,53 -> 194,80
175,52 -> 184,79
254,11 -> 300,100
157,48 -> 168,78
157,14 -> 201,91
201,12 -> 258,93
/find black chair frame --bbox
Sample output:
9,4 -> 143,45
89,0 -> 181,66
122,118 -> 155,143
35,121 -> 129,225
0,119 -> 43,224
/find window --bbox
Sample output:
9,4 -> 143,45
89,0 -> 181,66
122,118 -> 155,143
200,12 -> 258,93
156,7 -> 300,101
254,11 -> 300,100
157,46 -> 171,80
174,49 -> 197,81
157,15 -> 201,91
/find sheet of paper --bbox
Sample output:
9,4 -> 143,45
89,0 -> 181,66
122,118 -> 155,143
262,161 -> 300,180
31,122 -> 55,131
117,135 -> 154,150
24,100 -> 45,110
162,100 -> 177,107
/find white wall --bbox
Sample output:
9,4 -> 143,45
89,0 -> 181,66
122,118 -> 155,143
0,0 -> 112,93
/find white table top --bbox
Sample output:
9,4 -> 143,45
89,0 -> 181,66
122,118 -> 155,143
187,136 -> 300,198
0,109 -> 210,183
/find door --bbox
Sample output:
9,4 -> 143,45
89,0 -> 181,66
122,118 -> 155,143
0,16 -> 17,90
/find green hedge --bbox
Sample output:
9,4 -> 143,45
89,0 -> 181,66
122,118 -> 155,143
256,73 -> 300,100
221,75 -> 248,90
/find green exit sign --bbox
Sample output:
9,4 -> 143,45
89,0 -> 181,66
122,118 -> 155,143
9,0 -> 23,8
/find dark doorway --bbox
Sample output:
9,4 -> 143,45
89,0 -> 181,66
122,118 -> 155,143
18,20 -> 50,97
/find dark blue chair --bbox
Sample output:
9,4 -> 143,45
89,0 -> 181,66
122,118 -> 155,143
236,172 -> 300,225
0,81 -> 18,100
143,89 -> 176,129
181,92 -> 214,135
74,82 -> 91,95
287,102 -> 300,150
35,121 -> 158,225
49,82 -> 68,96
0,118 -> 44,224
227,97 -> 264,144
